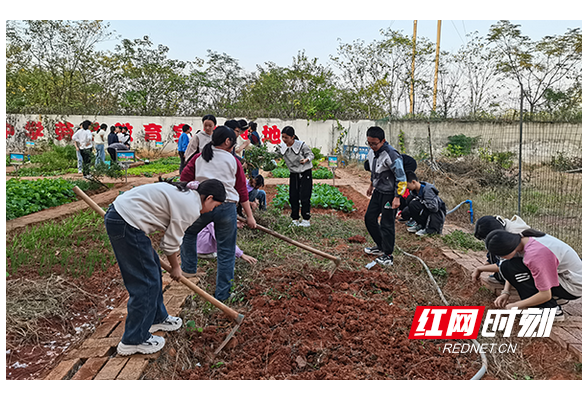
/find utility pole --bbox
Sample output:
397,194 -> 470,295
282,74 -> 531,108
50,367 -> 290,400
410,20 -> 417,115
432,20 -> 442,113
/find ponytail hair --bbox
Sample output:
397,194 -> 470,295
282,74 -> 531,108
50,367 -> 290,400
159,177 -> 226,203
485,228 -> 546,257
202,126 -> 236,162
194,179 -> 226,203
520,229 -> 546,238
282,126 -> 299,140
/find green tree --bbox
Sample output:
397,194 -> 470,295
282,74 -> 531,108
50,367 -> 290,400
198,50 -> 250,116
488,21 -> 582,117
114,36 -> 190,116
238,51 -> 341,120
6,20 -> 115,114
331,29 -> 434,119
453,32 -> 502,118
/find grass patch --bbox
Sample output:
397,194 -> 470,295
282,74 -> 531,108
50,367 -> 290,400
7,209 -> 116,277
441,230 -> 486,252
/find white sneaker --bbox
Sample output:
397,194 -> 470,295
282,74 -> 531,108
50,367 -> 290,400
554,305 -> 565,322
198,252 -> 217,259
117,334 -> 165,356
375,254 -> 394,266
299,219 -> 311,227
149,315 -> 182,333
364,246 -> 384,257
415,228 -> 428,236
407,224 -> 422,233
290,219 -> 300,227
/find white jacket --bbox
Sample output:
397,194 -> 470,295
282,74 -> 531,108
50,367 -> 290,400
113,182 -> 202,255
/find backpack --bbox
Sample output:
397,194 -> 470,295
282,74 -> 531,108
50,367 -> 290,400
249,131 -> 260,146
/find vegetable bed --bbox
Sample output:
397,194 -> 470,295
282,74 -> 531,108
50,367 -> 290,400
272,183 -> 355,213
7,178 -> 80,220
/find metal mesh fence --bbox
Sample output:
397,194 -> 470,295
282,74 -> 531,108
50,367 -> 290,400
340,94 -> 582,255
398,117 -> 582,256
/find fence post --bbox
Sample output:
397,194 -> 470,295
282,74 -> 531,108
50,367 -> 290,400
518,85 -> 524,216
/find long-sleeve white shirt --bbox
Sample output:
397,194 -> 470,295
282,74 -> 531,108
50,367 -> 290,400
112,182 -> 202,255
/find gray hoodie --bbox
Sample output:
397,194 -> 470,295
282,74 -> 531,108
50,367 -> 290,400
280,140 -> 314,174
416,181 -> 445,214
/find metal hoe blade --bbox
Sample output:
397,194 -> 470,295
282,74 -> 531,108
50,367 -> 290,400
214,313 -> 245,354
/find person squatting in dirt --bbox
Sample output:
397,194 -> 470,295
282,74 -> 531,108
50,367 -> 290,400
280,126 -> 314,227
179,126 -> 257,301
196,221 -> 258,265
471,215 -> 531,285
485,228 -> 582,322
397,170 -> 446,236
237,174 -> 267,217
362,126 -> 408,267
104,178 -> 226,356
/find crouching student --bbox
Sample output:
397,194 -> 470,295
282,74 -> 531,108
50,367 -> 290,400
485,229 -> 582,322
196,222 -> 258,265
247,175 -> 266,211
104,178 -> 226,355
471,215 -> 530,285
398,170 -> 446,236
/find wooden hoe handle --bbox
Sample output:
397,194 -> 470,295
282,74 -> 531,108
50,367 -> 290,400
237,216 -> 341,266
72,186 -> 244,324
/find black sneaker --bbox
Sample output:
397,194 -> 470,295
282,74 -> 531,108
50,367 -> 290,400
375,254 -> 393,266
554,305 -> 565,322
364,246 -> 384,256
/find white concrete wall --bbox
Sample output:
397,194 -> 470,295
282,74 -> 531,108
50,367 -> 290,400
5,114 -> 582,163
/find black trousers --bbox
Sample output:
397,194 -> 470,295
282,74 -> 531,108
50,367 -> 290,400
80,148 -> 92,175
500,258 -> 579,308
289,169 -> 312,220
401,198 -> 446,234
178,151 -> 186,175
107,147 -> 117,162
364,189 -> 397,256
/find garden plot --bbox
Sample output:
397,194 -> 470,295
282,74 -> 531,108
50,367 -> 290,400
6,210 -> 127,380
5,175 -> 581,380
142,199 -> 580,380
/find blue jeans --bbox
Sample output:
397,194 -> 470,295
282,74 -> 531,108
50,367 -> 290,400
180,202 -> 237,300
104,205 -> 168,345
249,188 -> 266,210
76,150 -> 83,172
95,144 -> 105,165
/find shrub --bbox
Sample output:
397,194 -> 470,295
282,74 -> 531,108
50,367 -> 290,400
444,134 -> 480,157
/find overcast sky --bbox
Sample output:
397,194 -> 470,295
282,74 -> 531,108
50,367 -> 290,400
91,20 -> 581,72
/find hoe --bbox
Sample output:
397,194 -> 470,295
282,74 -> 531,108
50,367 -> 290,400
72,186 -> 244,355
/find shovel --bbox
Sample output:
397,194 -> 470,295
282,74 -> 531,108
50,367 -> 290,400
72,186 -> 244,354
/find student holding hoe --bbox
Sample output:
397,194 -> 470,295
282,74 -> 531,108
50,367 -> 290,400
180,126 -> 256,301
104,178 -> 226,355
